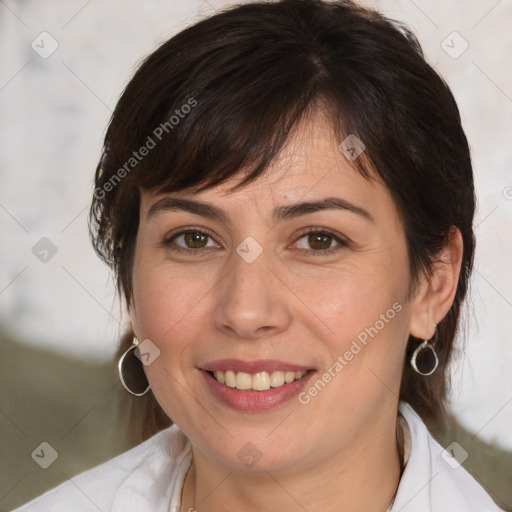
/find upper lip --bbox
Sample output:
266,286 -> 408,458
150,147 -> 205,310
201,359 -> 313,373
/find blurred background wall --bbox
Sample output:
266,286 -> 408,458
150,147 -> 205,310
1,0 -> 511,510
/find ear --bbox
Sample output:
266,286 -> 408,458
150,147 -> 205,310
408,227 -> 464,339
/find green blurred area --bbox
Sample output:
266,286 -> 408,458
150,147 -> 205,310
0,334 -> 131,511
1,333 -> 511,511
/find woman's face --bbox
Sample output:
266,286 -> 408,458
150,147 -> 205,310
130,113 -> 428,473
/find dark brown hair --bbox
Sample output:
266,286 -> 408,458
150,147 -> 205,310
89,0 -> 475,443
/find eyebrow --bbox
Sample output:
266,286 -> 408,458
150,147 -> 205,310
147,196 -> 374,224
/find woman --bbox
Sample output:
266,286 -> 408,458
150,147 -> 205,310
14,0 -> 505,510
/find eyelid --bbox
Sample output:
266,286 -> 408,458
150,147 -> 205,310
293,226 -> 347,242
162,226 -> 221,249
291,227 -> 349,254
162,226 -> 349,254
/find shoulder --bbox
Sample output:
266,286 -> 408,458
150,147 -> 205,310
12,424 -> 192,512
393,401 -> 505,512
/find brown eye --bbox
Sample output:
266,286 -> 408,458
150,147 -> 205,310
307,233 -> 332,251
294,230 -> 347,255
164,229 -> 219,252
183,231 -> 209,248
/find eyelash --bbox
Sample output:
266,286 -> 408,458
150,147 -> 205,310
162,227 -> 348,256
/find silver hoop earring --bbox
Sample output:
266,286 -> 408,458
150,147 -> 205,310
410,340 -> 439,376
118,337 -> 150,396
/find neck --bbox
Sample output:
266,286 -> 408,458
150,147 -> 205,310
180,410 -> 402,512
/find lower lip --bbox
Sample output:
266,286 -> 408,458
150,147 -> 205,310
199,369 -> 316,412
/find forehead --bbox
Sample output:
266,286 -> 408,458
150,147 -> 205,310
140,112 -> 393,219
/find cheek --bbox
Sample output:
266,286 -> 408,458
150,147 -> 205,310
131,258 -> 208,349
130,260 -> 211,420
296,256 -> 408,337
295,251 -> 411,395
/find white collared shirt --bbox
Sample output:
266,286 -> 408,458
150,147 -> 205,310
13,401 -> 504,511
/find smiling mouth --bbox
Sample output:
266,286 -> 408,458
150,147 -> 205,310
207,369 -> 311,391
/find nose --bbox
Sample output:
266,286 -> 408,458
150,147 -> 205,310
212,248 -> 292,341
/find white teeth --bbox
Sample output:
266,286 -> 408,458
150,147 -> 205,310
225,370 -> 236,388
252,372 -> 271,391
211,369 -> 308,391
235,371 -> 252,390
269,371 -> 284,388
285,371 -> 296,383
